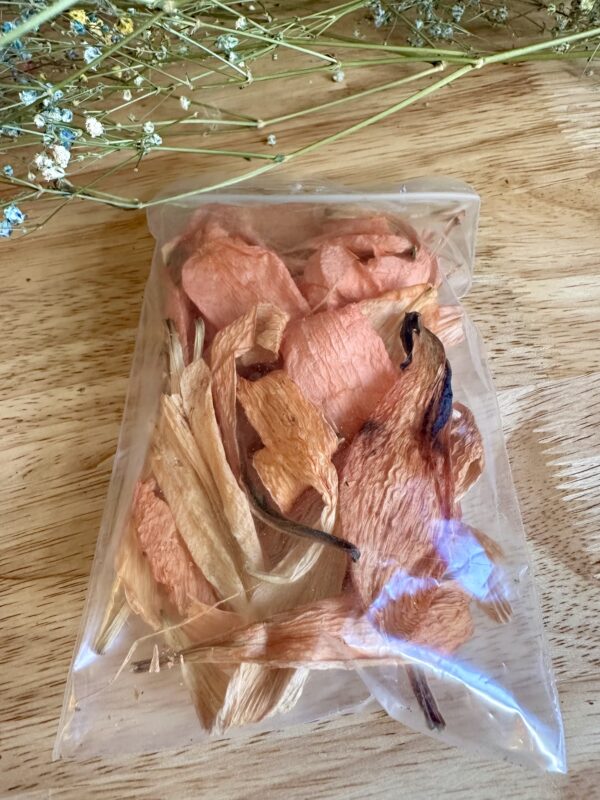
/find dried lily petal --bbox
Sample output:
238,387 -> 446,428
174,635 -> 230,731
298,216 -> 439,310
217,544 -> 348,729
174,594 -> 370,669
116,520 -> 163,631
358,284 -> 437,363
180,358 -> 264,573
164,275 -> 197,366
339,314 -> 509,644
217,407 -> 347,730
237,370 -> 338,526
450,402 -> 484,499
358,285 -> 464,362
215,664 -> 303,731
132,478 -> 217,615
421,303 -> 464,349
151,394 -> 249,613
210,303 -> 289,477
182,234 -> 309,331
282,304 -> 398,439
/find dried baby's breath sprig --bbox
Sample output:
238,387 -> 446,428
0,0 -> 599,235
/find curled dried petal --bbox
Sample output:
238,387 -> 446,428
116,521 -> 163,631
237,370 -> 338,526
181,358 -> 264,573
151,394 -> 250,613
450,402 -> 484,500
298,216 -> 439,310
210,303 -> 289,478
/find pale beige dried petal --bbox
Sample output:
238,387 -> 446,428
180,358 -> 263,572
210,304 -> 289,477
163,616 -> 230,731
151,394 -> 249,613
219,473 -> 347,729
116,521 -> 163,630
214,664 -> 302,731
215,546 -> 348,727
237,370 -> 338,526
467,527 -> 512,624
246,541 -> 322,586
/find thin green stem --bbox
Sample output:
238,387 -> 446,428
158,21 -> 250,80
482,25 -> 600,64
196,21 -> 338,64
142,62 -> 474,208
149,145 -> 278,160
286,36 -> 474,59
291,63 -> 475,159
262,63 -> 445,126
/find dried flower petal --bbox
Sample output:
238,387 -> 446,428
421,303 -> 464,349
180,357 -> 264,573
216,543 -> 348,728
237,370 -> 338,526
282,304 -> 398,439
132,478 -> 217,615
358,285 -> 464,362
210,303 -> 289,477
163,274 -> 197,366
298,216 -> 439,310
358,284 -> 437,363
450,402 -> 484,499
116,521 -> 163,630
182,234 -> 308,331
151,394 -> 250,613
163,611 -> 231,730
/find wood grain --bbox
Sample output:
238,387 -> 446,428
1,55 -> 599,799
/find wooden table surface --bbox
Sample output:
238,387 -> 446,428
1,54 -> 599,799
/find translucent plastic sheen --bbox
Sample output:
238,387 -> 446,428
55,179 -> 565,772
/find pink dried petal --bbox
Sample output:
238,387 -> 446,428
282,304 -> 398,439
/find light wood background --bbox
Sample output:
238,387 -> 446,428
1,54 -> 599,799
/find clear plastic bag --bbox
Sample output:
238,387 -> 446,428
55,178 -> 565,772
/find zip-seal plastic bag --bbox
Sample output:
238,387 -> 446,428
55,178 -> 566,772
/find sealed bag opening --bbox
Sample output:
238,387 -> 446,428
55,184 -> 565,773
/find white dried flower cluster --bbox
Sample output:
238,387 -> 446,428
85,117 -> 105,138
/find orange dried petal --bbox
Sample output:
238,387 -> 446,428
237,370 -> 338,525
210,303 -> 289,478
450,402 -> 484,499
